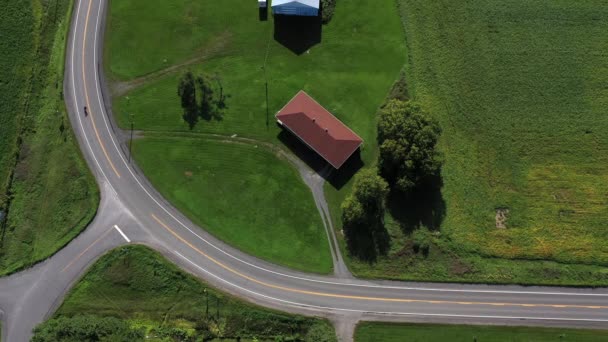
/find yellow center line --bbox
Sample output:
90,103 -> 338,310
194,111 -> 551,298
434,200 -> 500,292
81,0 -> 121,178
150,214 -> 607,310
62,228 -> 113,273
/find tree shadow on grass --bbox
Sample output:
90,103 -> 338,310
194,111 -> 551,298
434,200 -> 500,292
388,174 -> 447,235
259,7 -> 268,21
325,151 -> 363,190
277,129 -> 363,188
345,218 -> 391,263
273,14 -> 322,55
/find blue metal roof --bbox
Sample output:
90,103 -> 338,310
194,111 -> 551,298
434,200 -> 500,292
272,0 -> 320,9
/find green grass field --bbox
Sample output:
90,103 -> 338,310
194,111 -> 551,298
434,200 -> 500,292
36,245 -> 336,341
106,0 -> 405,273
0,0 -> 98,275
133,136 -> 332,273
107,0 -> 608,285
401,0 -> 608,264
110,0 -> 405,156
355,322 -> 608,342
343,0 -> 608,285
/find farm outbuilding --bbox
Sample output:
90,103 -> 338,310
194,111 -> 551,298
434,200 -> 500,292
276,91 -> 363,169
272,0 -> 320,17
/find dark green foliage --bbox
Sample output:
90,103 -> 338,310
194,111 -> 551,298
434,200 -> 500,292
341,168 -> 389,261
48,246 -> 333,341
32,315 -> 144,342
378,100 -> 442,193
321,0 -> 337,24
178,72 -> 225,129
178,72 -> 198,128
196,74 -> 214,120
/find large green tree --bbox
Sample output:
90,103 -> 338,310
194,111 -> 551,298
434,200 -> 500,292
377,100 -> 442,193
341,168 -> 389,260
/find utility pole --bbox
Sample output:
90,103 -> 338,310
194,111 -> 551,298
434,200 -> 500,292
126,96 -> 134,163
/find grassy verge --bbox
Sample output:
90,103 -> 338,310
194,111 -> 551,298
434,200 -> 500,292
0,0 -> 98,275
133,135 -> 332,273
339,0 -> 608,285
355,322 -> 608,342
34,245 -> 336,341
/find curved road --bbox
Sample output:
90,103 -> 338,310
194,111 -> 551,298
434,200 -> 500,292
1,1 -> 608,341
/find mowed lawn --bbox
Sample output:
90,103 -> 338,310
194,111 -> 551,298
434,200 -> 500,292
44,245 -> 334,341
106,0 -> 405,273
109,0 -> 405,158
355,322 -> 608,342
133,137 -> 332,273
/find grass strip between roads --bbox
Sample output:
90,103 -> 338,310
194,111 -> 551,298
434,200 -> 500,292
34,245 -> 336,341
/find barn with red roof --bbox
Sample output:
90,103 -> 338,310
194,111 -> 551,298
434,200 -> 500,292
276,91 -> 363,169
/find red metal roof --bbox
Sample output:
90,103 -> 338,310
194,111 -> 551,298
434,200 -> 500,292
276,91 -> 363,169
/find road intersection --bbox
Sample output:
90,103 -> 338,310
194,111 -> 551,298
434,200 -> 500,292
0,1 -> 607,341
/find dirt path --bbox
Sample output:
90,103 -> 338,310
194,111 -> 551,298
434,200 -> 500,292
111,32 -> 232,97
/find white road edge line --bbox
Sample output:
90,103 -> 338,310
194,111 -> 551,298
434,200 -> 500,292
173,251 -> 608,322
88,1 -> 608,298
70,0 -> 117,197
113,225 -> 130,243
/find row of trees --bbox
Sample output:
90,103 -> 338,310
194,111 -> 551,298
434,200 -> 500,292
177,71 -> 226,129
342,99 -> 442,260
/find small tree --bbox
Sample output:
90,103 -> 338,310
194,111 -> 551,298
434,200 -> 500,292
341,168 -> 389,260
178,72 -> 198,128
196,75 -> 215,120
378,100 -> 442,193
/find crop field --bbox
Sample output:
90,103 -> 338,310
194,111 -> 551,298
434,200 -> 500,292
347,0 -> 608,285
0,0 -> 98,275
132,136 -> 332,273
401,0 -> 608,263
36,245 -> 335,341
355,322 -> 608,342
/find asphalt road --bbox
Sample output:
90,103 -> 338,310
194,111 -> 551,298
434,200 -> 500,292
1,1 -> 607,341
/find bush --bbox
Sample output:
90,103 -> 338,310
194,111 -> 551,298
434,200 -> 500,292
378,100 -> 442,193
305,322 -> 337,342
321,0 -> 336,24
412,227 -> 432,256
32,315 -> 144,342
341,168 -> 390,260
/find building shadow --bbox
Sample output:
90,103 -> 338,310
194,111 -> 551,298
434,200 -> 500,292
277,129 -> 327,172
277,129 -> 363,188
324,150 -> 363,190
387,174 -> 447,236
273,14 -> 322,55
259,6 -> 268,21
